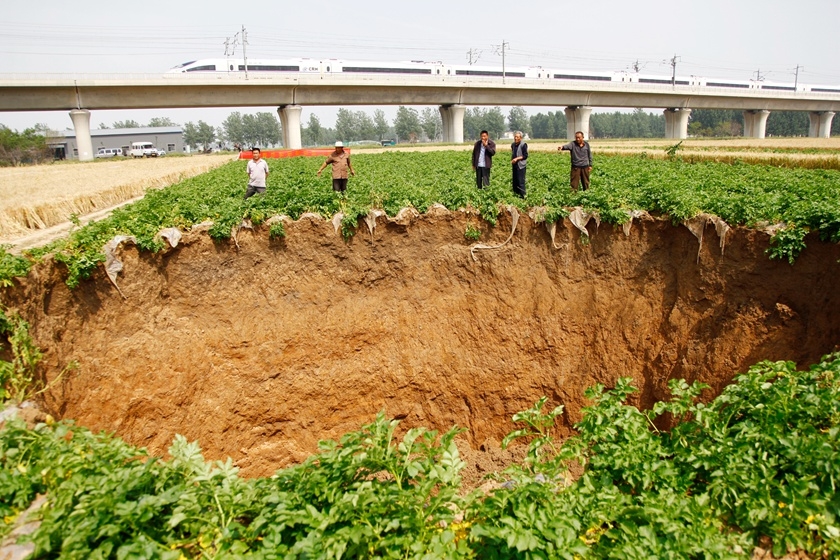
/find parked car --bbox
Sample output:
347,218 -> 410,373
95,148 -> 122,158
129,142 -> 158,158
156,149 -> 166,157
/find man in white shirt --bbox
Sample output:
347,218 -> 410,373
245,147 -> 270,199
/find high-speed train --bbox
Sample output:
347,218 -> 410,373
167,58 -> 840,94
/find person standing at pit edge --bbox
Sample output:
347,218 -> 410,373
244,147 -> 270,199
471,130 -> 496,189
317,141 -> 356,194
511,131 -> 528,198
558,131 -> 593,191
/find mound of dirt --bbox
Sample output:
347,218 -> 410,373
3,210 -> 840,478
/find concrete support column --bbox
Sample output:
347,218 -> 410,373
663,108 -> 691,139
564,106 -> 592,140
743,110 -> 770,138
69,109 -> 93,161
809,111 -> 835,138
277,105 -> 303,149
439,104 -> 465,143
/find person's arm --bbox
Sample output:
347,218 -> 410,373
486,140 -> 496,157
263,161 -> 269,178
522,143 -> 528,160
558,142 -> 571,152
316,158 -> 330,176
347,157 -> 356,176
587,145 -> 593,168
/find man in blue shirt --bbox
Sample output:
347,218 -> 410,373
471,130 -> 496,189
558,131 -> 593,191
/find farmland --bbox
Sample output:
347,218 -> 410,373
2,145 -> 840,558
4,148 -> 839,288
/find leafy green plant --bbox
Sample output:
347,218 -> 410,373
464,223 -> 482,241
0,306 -> 43,403
268,221 -> 286,240
0,246 -> 31,288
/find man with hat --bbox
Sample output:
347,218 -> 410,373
317,141 -> 356,193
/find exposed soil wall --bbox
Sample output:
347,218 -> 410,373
4,210 -> 840,477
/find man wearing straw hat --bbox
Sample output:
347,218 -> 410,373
317,141 -> 356,193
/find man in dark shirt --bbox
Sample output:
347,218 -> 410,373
558,131 -> 593,191
471,130 -> 496,189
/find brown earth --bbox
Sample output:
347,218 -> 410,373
3,209 -> 840,480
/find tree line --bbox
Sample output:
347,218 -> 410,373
2,105 -> 838,165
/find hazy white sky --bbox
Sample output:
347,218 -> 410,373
1,0 -> 838,131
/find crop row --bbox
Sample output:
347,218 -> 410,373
2,354 -> 839,558
2,150 -> 840,287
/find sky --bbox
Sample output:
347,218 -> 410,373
1,0 -> 838,132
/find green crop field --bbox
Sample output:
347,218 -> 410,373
1,355 -> 839,558
3,150 -> 840,288
2,151 -> 840,557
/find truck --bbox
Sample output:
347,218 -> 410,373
129,142 -> 158,158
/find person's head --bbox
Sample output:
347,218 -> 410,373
575,132 -> 585,145
513,131 -> 523,143
334,141 -> 344,153
480,130 -> 489,142
252,147 -> 261,160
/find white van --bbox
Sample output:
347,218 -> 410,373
129,142 -> 158,158
95,147 -> 122,158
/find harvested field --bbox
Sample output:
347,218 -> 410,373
0,154 -> 235,242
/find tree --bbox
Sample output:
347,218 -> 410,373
529,111 -> 567,139
148,117 -> 178,127
334,108 -> 357,142
373,109 -> 390,141
112,119 -> 141,129
184,120 -> 217,151
420,107 -> 442,141
0,125 -> 52,166
222,112 -> 246,146
302,114 -> 324,146
464,107 -> 505,140
255,112 -> 282,147
393,106 -> 422,143
766,111 -> 809,137
508,107 -> 530,135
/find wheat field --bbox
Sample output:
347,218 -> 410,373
0,155 -> 235,243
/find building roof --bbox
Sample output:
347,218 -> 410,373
60,126 -> 183,138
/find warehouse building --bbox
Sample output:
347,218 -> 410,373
49,126 -> 184,159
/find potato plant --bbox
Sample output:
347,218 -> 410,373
2,354 -> 840,558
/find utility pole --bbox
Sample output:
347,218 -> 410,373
793,64 -> 803,92
241,25 -> 249,79
666,54 -> 680,86
493,40 -> 509,83
466,48 -> 482,66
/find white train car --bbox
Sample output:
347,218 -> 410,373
165,58 -> 839,94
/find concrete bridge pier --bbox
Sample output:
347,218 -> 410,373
69,109 -> 94,161
809,111 -> 835,138
439,104 -> 466,143
277,105 -> 303,149
743,109 -> 770,138
564,106 -> 592,139
664,108 -> 691,139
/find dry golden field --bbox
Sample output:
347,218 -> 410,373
0,154 -> 235,243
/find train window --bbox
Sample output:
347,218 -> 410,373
437,69 -> 440,74
230,65 -> 233,71
186,65 -> 216,72
327,66 -> 330,72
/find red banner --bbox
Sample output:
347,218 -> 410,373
238,149 -> 350,159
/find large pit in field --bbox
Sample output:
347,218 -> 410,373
5,209 -> 840,477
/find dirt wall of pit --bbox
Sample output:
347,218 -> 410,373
4,210 -> 840,477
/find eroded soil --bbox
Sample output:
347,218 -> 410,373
3,210 -> 840,478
